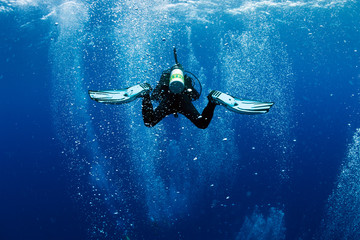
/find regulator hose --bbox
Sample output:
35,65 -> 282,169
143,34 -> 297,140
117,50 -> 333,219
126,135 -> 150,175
185,71 -> 202,98
173,48 -> 179,65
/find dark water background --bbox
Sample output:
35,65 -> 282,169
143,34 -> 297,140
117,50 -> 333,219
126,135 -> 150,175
1,1 -> 360,239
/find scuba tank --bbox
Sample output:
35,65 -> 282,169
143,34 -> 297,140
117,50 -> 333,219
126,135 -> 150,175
169,48 -> 185,94
169,66 -> 185,94
169,48 -> 202,97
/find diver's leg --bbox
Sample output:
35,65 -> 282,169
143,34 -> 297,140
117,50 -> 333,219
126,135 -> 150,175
179,98 -> 217,129
142,94 -> 172,127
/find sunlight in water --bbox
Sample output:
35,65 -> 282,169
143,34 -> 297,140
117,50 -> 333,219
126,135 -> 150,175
5,0 -> 356,238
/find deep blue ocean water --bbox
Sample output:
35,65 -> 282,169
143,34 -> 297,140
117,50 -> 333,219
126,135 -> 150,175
1,0 -> 360,239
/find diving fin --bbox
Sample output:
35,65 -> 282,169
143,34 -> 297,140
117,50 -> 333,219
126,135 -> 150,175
89,83 -> 152,104
208,90 -> 274,114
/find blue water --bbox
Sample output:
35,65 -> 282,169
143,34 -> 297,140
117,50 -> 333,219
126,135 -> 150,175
1,0 -> 360,239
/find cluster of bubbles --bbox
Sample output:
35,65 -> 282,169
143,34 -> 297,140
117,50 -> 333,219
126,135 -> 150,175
321,128 -> 360,239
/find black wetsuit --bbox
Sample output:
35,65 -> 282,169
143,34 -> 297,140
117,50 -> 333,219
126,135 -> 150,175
142,69 -> 216,129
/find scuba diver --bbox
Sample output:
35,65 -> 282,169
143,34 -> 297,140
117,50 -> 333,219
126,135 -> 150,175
89,48 -> 274,129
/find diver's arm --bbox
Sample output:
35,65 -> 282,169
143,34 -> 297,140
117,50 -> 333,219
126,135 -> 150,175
186,87 -> 200,101
185,75 -> 200,101
151,71 -> 170,101
150,84 -> 162,101
189,86 -> 200,100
